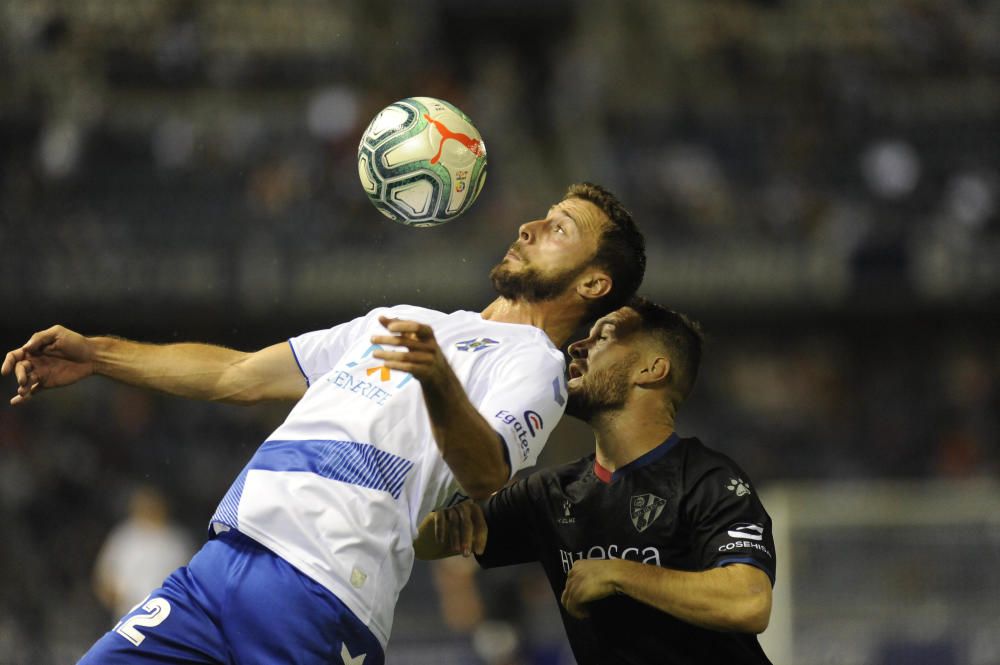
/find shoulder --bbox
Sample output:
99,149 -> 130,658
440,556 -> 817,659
379,304 -> 448,321
493,328 -> 564,368
468,325 -> 565,378
679,437 -> 744,472
523,454 -> 595,493
677,437 -> 757,489
675,438 -> 769,521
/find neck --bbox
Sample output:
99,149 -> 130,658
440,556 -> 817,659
481,296 -> 587,347
592,397 -> 675,472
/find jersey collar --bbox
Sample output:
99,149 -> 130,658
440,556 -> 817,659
593,433 -> 680,484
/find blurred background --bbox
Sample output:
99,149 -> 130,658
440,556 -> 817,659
1,0 -> 998,663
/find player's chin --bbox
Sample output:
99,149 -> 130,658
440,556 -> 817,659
564,393 -> 594,421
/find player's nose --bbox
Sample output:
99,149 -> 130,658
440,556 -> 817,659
518,219 -> 542,243
567,339 -> 588,359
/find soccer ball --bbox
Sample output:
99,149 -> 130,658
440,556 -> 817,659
357,97 -> 488,227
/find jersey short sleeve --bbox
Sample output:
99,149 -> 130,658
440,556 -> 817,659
684,464 -> 776,584
287,309 -> 382,386
476,475 -> 540,568
477,345 -> 566,476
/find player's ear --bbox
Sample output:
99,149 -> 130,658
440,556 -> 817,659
636,355 -> 670,386
576,270 -> 611,301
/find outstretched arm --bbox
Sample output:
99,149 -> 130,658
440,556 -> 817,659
561,559 -> 772,634
2,325 -> 307,406
371,316 -> 509,499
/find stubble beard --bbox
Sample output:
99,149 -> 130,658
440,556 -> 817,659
565,360 -> 634,422
489,256 -> 585,303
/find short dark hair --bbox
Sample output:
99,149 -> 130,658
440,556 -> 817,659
565,183 -> 646,318
627,296 -> 704,403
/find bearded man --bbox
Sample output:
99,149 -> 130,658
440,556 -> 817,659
3,183 -> 645,665
417,297 -> 776,665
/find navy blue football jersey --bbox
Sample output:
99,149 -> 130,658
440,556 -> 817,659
477,434 -> 775,665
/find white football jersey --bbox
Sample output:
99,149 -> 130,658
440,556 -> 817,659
210,305 -> 567,647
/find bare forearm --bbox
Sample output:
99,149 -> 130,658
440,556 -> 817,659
610,561 -> 771,633
422,373 -> 508,499
92,337 -> 299,404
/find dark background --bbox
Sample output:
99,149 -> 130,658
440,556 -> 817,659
1,1 -> 997,663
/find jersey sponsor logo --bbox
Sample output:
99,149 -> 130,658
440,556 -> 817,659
630,493 -> 667,532
727,523 -> 764,541
346,344 -> 413,387
718,540 -> 773,559
719,522 -> 772,558
330,344 -> 413,406
455,336 -> 500,352
328,370 -> 393,406
523,410 -> 543,436
559,544 -> 661,574
726,477 -> 752,496
494,409 -> 531,462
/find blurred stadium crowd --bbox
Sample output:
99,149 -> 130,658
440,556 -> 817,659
0,1 -> 998,663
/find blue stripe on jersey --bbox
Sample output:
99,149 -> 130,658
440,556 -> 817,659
209,440 -> 414,532
714,556 -> 776,585
212,468 -> 249,529
252,439 -> 413,499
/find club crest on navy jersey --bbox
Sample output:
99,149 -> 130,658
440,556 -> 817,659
630,493 -> 667,532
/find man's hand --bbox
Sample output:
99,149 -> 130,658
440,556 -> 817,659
372,315 -> 508,498
433,500 -> 488,558
2,325 -> 96,405
370,316 -> 451,392
561,559 -> 622,619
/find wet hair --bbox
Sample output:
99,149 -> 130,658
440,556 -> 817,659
565,183 -> 646,318
626,296 -> 704,402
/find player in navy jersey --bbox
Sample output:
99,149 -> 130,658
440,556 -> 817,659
2,183 -> 645,665
417,298 -> 775,665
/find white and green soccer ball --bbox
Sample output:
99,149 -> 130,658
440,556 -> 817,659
358,97 -> 488,227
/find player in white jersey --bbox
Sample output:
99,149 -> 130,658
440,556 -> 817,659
3,183 -> 646,665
